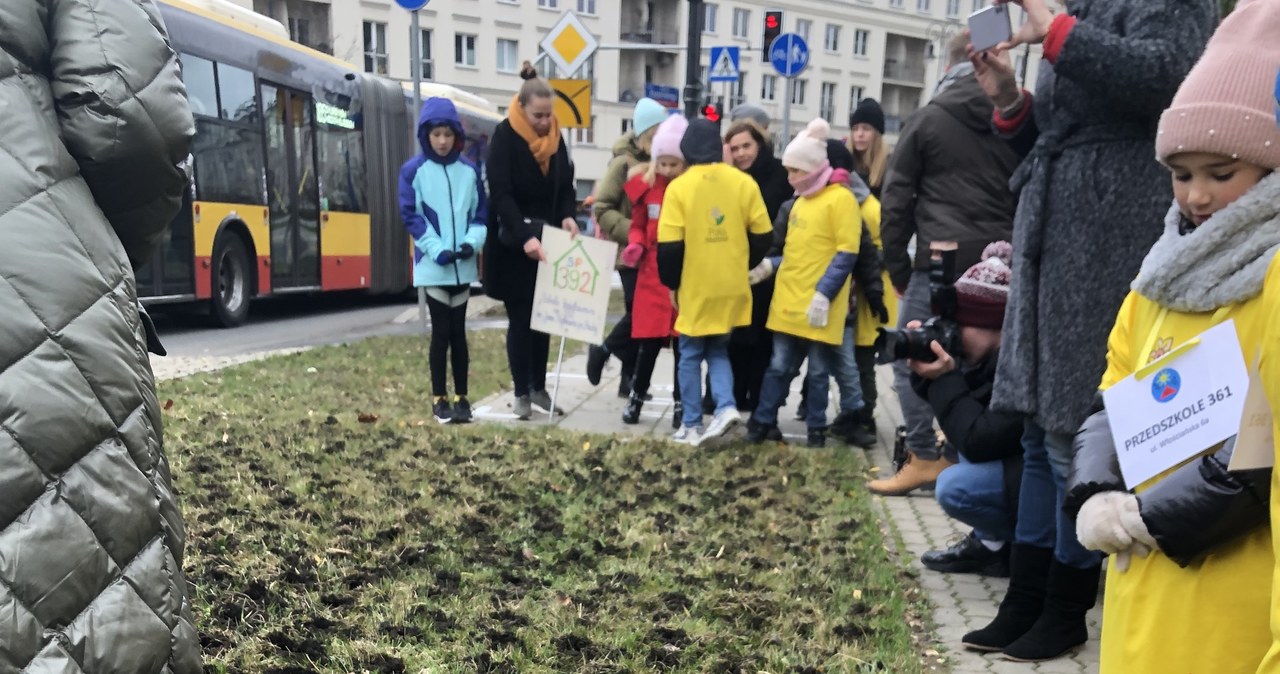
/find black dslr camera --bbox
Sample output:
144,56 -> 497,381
874,241 -> 962,364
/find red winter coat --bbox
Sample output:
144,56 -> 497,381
624,172 -> 678,339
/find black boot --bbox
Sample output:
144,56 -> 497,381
586,346 -> 609,386
621,394 -> 644,425
962,544 -> 1053,652
671,401 -> 683,430
1002,561 -> 1100,662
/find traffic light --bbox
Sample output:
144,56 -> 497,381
701,100 -> 721,122
763,10 -> 783,57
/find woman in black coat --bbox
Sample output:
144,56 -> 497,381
723,120 -> 793,412
483,65 -> 578,420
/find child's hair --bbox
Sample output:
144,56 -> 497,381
517,62 -> 554,105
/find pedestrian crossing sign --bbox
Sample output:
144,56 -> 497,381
709,46 -> 740,82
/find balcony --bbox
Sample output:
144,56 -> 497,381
883,61 -> 927,85
619,25 -> 680,46
884,115 -> 904,134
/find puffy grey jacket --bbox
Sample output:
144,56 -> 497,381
0,1 -> 198,672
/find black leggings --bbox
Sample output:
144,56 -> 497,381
632,338 -> 680,401
504,297 -> 550,397
602,267 -> 639,372
427,289 -> 469,397
855,345 -> 878,417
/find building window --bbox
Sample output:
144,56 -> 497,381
850,85 -> 865,116
820,82 -> 836,121
796,19 -> 812,41
791,78 -> 807,106
577,0 -> 596,13
703,3 -> 717,33
732,8 -> 750,38
947,0 -> 961,14
761,74 -> 777,101
972,0 -> 985,11
824,25 -> 840,52
918,0 -> 931,10
362,21 -> 387,74
573,117 -> 596,144
890,0 -> 904,8
731,72 -> 747,107
538,0 -> 557,7
455,34 -> 477,67
419,29 -> 433,80
496,39 -> 519,73
621,119 -> 633,134
288,17 -> 309,45
854,29 -> 869,56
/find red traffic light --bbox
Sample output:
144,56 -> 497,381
763,11 -> 783,57
765,14 -> 780,29
701,104 -> 721,122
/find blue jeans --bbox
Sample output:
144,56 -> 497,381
678,334 -> 735,428
892,271 -> 941,459
832,325 -> 866,415
1014,423 -> 1103,568
936,454 -> 1014,543
753,333 -> 838,430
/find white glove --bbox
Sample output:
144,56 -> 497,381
748,259 -> 775,285
806,293 -> 831,328
1076,491 -> 1156,572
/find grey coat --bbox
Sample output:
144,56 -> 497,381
989,0 -> 1216,436
0,1 -> 198,672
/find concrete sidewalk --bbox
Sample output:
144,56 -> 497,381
474,345 -> 1101,673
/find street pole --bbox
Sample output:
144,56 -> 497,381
410,9 -> 429,334
782,77 -> 792,145
683,0 -> 704,119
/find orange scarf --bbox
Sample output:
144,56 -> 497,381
508,94 -> 560,175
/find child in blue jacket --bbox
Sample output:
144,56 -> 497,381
399,97 -> 488,424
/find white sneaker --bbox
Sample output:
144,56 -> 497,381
702,407 -> 742,442
672,425 -> 703,446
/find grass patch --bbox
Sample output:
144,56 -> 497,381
161,331 -> 927,673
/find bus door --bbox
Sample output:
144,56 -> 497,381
262,83 -> 321,289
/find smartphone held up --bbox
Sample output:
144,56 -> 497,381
968,4 -> 1012,53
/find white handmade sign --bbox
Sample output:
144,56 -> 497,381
530,225 -> 618,344
1103,319 -> 1250,489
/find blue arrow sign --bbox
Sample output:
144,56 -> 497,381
769,33 -> 809,78
395,0 -> 429,10
708,46 -> 741,82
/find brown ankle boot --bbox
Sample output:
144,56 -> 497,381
867,452 -> 955,496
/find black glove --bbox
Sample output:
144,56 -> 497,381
435,249 -> 455,265
866,288 -> 890,324
456,243 -> 475,260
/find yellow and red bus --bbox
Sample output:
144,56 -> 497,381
140,0 -> 502,326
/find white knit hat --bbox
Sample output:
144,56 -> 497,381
782,118 -> 831,173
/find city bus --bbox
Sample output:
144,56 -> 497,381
142,0 -> 502,326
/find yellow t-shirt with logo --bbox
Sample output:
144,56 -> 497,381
1093,259 -> 1279,674
658,163 -> 772,337
767,184 -> 860,345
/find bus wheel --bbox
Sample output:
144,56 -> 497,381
210,232 -> 251,327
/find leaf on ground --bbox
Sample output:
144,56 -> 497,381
163,399 -> 174,411
357,413 -> 379,424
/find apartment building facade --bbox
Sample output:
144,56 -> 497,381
239,0 -> 1042,195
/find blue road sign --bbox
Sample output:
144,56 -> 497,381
395,0 -> 429,9
645,83 -> 681,108
709,46 -> 741,82
769,33 -> 809,78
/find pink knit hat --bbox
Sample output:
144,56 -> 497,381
1155,0 -> 1280,169
650,113 -> 688,161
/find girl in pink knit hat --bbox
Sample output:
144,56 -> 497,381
620,113 -> 687,426
1055,1 -> 1280,671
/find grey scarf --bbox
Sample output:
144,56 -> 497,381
1131,171 -> 1280,313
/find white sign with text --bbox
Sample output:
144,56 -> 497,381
530,226 -> 618,345
1103,319 -> 1250,489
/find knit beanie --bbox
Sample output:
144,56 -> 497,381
633,97 -> 668,137
650,113 -> 688,161
783,118 -> 832,173
954,241 -> 1013,330
826,138 -> 856,172
1155,0 -> 1280,169
850,98 -> 886,135
681,119 -> 725,165
730,103 -> 771,130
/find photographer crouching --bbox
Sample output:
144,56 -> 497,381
885,242 -> 1025,576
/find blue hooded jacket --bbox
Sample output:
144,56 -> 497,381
398,97 -> 488,287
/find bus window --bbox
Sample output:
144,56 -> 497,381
180,54 -> 217,118
217,63 -> 258,123
317,96 -> 365,212
193,121 -> 264,205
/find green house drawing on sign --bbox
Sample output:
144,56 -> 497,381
552,240 -> 601,295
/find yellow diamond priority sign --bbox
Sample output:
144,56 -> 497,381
539,11 -> 598,77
